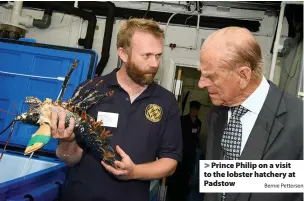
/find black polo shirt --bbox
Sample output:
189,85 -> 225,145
61,68 -> 183,201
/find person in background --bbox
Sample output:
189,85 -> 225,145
199,26 -> 303,201
50,18 -> 183,201
167,100 -> 202,201
181,100 -> 202,176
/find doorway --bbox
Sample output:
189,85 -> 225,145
171,65 -> 213,201
174,66 -> 213,150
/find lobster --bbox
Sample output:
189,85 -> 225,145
0,60 -> 117,167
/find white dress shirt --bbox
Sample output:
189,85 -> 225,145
227,76 -> 270,154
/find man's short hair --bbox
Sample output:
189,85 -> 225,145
116,18 -> 165,53
190,101 -> 202,110
202,27 -> 263,80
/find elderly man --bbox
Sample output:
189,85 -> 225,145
198,27 -> 303,201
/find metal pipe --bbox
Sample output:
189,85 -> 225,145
9,1 -> 51,29
10,1 -> 33,28
75,1 -> 82,48
42,1 -> 97,50
192,14 -> 200,50
33,9 -> 53,29
10,1 -> 23,25
149,1 -> 188,9
74,1 -> 78,8
18,15 -> 34,28
284,1 -> 303,5
172,13 -> 200,50
269,2 -> 286,81
269,1 -> 303,81
78,1 -> 116,76
164,9 -> 200,50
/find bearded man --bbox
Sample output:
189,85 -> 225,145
51,18 -> 183,201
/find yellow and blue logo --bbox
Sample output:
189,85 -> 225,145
145,104 -> 163,123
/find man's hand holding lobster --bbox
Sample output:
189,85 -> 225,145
49,106 -> 83,166
50,107 -> 75,142
101,145 -> 137,180
50,106 -> 136,175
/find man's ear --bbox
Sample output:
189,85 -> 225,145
117,47 -> 129,63
238,66 -> 251,89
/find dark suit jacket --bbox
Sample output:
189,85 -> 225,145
204,81 -> 303,201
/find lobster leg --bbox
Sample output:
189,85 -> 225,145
67,79 -> 93,104
74,90 -> 113,111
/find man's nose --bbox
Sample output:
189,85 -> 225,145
149,56 -> 160,67
198,76 -> 210,89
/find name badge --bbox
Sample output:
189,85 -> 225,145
192,128 -> 198,133
97,111 -> 119,128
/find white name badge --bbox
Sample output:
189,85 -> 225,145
97,111 -> 119,128
192,128 -> 198,133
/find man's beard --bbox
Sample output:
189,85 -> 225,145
125,60 -> 158,85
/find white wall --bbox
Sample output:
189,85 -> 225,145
159,12 -> 289,91
0,4 -> 289,92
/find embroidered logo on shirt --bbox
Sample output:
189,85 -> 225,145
145,104 -> 163,123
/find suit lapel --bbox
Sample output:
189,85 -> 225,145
226,81 -> 286,201
239,107 -> 278,160
212,107 -> 228,160
217,108 -> 229,201
241,81 -> 286,159
207,107 -> 228,201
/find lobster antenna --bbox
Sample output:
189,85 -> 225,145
0,121 -> 16,161
20,152 -> 34,177
0,108 -> 17,117
0,100 -> 19,136
0,100 -> 20,135
12,101 -> 19,117
57,59 -> 78,102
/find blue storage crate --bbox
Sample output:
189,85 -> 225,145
0,38 -> 98,153
0,152 -> 66,201
0,38 -> 98,201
